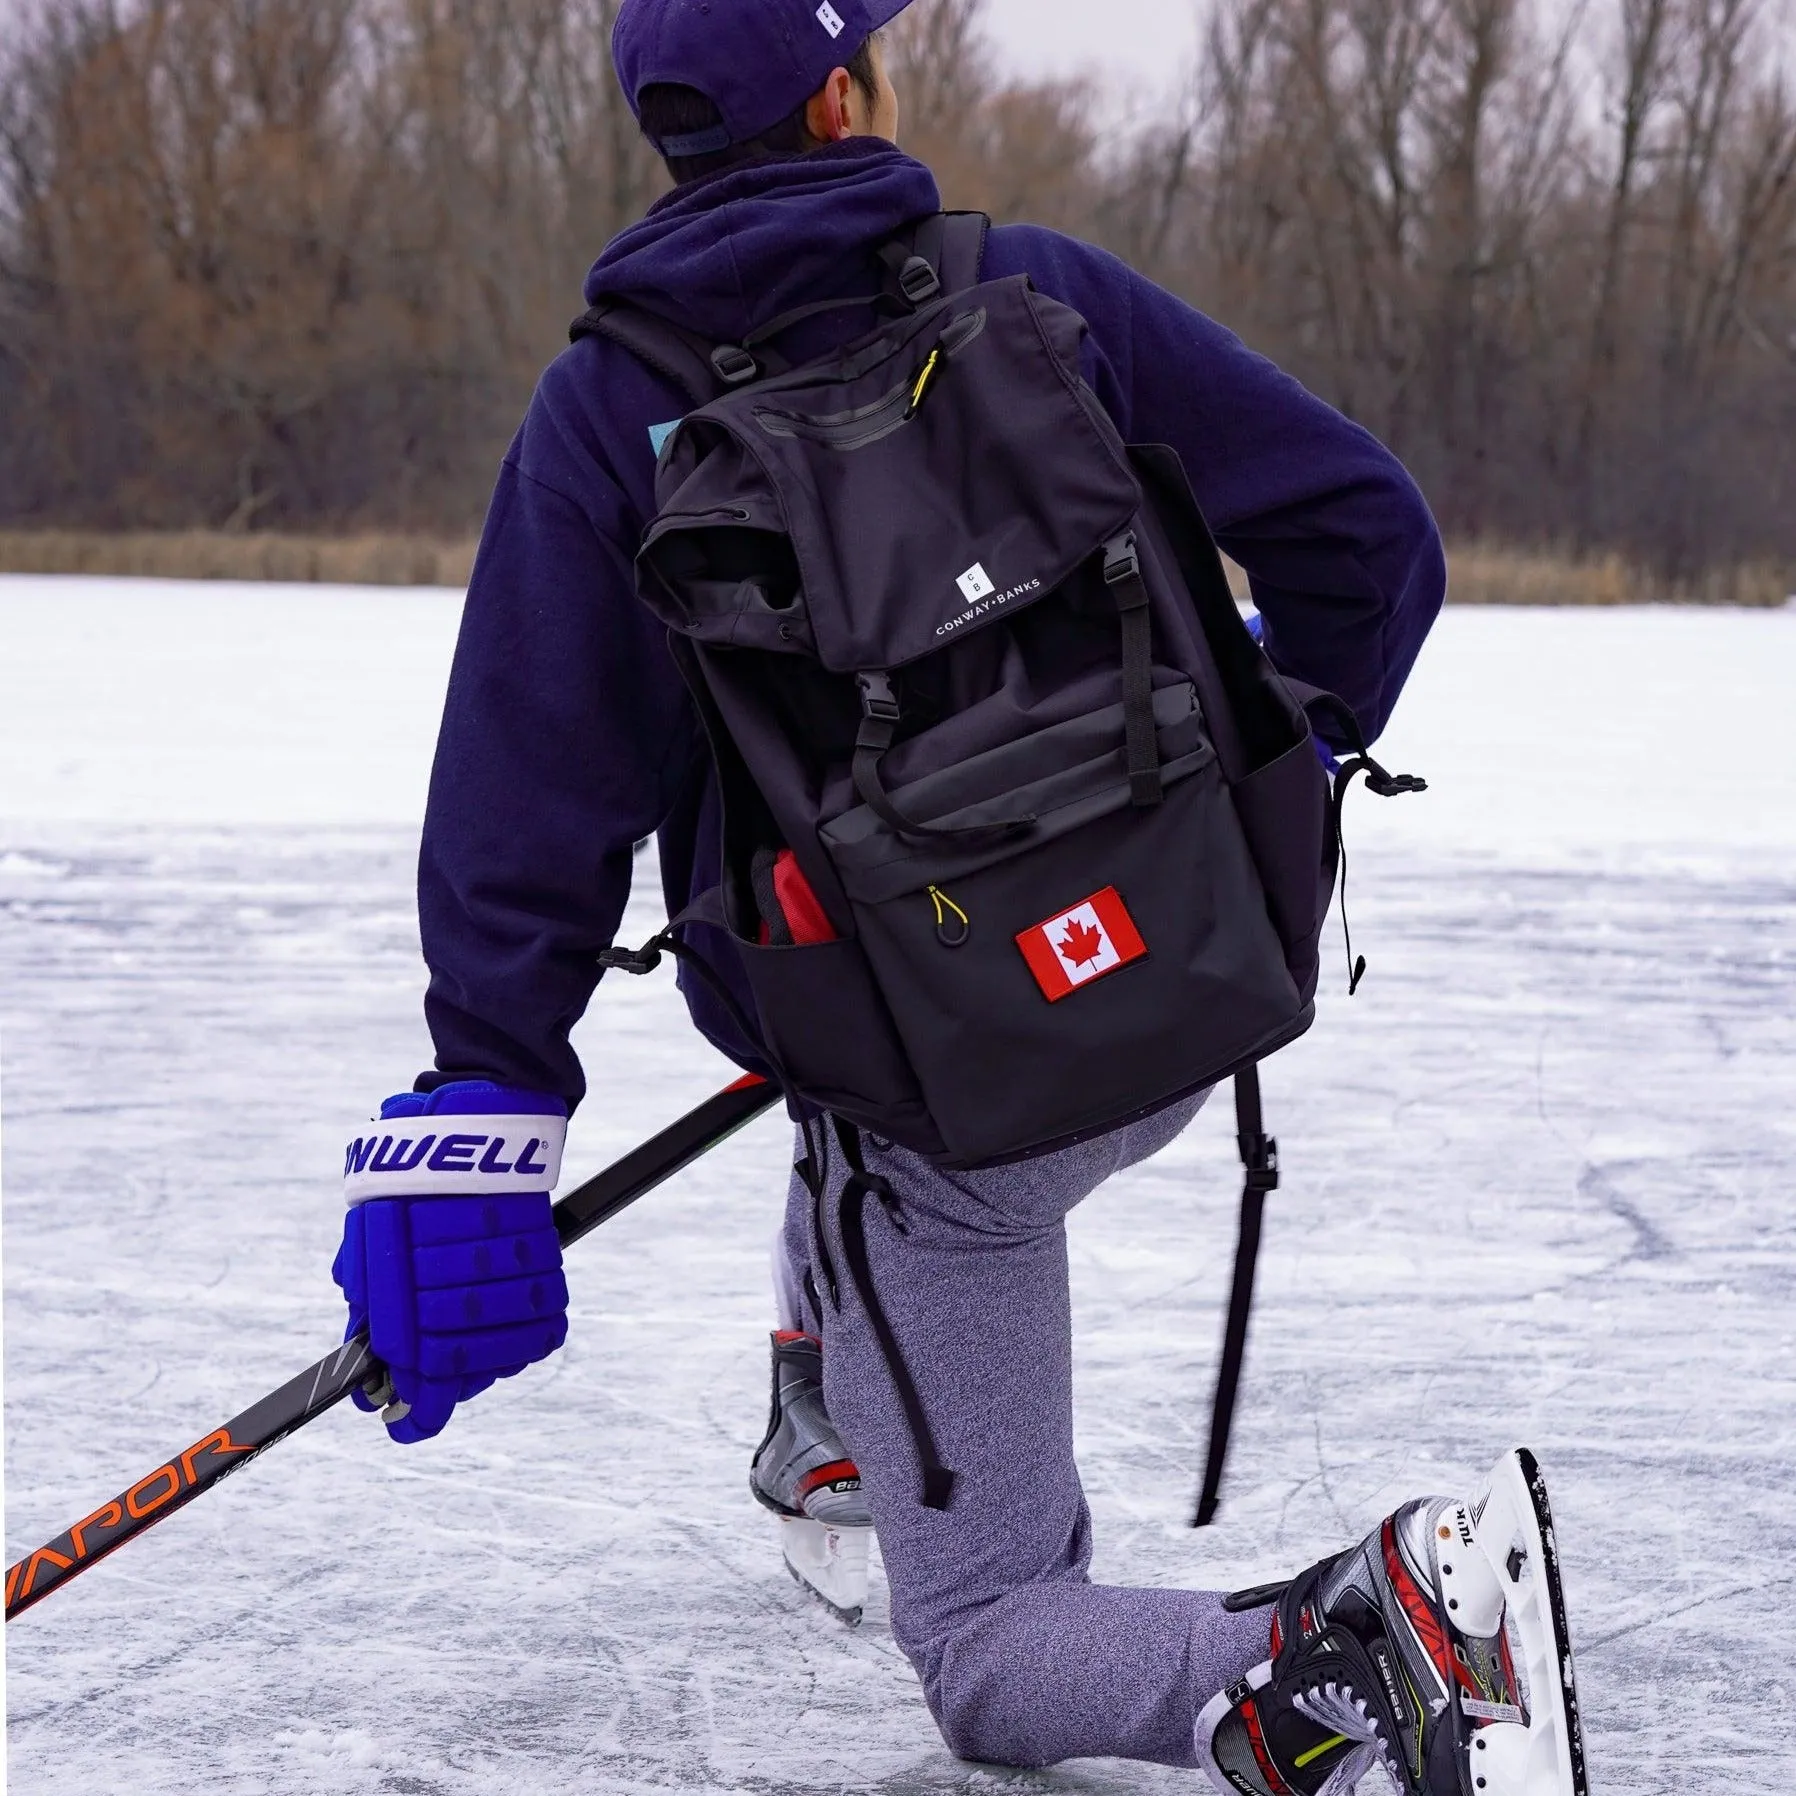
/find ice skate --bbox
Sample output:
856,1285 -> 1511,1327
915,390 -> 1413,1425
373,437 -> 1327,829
1199,1448 -> 1587,1796
749,1330 -> 873,1625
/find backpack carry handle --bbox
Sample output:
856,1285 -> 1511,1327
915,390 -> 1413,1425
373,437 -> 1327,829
574,212 -> 992,411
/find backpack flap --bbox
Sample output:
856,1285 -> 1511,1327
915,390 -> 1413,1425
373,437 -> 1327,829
638,277 -> 1141,675
633,440 -> 816,657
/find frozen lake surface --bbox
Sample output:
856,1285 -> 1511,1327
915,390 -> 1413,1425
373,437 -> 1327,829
4,579 -> 1795,1794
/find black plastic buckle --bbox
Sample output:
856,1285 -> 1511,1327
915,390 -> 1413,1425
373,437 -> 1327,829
710,344 -> 759,386
597,942 -> 664,976
1365,760 -> 1429,798
857,671 -> 902,722
1103,532 -> 1141,585
1241,1133 -> 1280,1194
898,255 -> 942,306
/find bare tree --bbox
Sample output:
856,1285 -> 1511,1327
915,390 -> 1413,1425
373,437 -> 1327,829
0,0 -> 1791,587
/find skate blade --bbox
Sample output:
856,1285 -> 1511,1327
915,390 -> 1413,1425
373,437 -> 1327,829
780,1516 -> 869,1628
1465,1448 -> 1591,1796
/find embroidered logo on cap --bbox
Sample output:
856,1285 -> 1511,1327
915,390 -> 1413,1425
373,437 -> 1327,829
1016,887 -> 1148,1002
956,562 -> 995,603
817,2 -> 846,36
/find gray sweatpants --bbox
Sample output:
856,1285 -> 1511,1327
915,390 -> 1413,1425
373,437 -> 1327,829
780,1095 -> 1272,1770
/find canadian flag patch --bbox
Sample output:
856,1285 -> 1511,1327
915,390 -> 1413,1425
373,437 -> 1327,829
1016,887 -> 1148,1002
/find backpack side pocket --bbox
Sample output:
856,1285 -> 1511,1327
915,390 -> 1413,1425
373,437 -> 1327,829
734,936 -> 939,1153
1229,733 -> 1335,1001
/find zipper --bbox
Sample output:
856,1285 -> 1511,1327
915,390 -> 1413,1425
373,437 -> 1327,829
754,379 -> 913,450
904,350 -> 943,420
927,885 -> 971,948
749,308 -> 985,450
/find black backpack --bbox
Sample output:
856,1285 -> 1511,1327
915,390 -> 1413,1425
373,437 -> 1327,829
574,213 -> 1422,1517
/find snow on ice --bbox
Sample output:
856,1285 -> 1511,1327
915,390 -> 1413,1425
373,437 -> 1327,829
4,576 -> 1795,1794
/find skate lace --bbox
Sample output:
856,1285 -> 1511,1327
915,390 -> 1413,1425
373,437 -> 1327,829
1292,1681 -> 1403,1795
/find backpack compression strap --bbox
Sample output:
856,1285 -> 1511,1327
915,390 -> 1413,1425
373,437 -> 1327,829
1103,531 -> 1166,807
1193,1066 -> 1279,1528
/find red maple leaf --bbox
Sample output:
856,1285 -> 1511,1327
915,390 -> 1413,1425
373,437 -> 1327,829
1056,917 -> 1107,969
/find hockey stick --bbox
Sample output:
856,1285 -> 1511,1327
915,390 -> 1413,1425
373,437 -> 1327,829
4,1073 -> 780,1622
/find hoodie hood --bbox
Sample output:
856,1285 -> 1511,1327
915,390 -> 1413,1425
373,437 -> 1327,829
585,139 -> 942,342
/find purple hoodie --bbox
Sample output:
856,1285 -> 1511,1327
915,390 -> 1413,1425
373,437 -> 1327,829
416,140 -> 1445,1109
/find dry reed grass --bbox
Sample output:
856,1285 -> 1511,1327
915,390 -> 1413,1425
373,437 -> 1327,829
1447,543 -> 1792,607
0,530 -> 477,587
1221,545 -> 1789,607
1,531 -> 1788,606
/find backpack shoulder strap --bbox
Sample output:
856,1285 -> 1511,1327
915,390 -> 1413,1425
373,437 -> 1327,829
914,210 -> 990,295
569,299 -> 721,410
877,210 -> 990,305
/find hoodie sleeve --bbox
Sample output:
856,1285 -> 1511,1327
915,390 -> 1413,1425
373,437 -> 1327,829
985,226 -> 1446,745
415,362 -> 704,1113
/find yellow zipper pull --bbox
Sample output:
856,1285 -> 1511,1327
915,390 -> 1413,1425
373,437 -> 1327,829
928,884 -> 971,948
905,349 -> 943,420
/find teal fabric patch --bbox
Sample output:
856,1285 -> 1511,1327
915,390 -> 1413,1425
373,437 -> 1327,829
649,420 -> 680,457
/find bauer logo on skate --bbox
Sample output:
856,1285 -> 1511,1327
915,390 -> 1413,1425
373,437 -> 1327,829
1015,888 -> 1148,1002
341,1114 -> 566,1203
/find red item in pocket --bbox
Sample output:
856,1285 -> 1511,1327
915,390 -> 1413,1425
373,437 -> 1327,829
773,850 -> 838,944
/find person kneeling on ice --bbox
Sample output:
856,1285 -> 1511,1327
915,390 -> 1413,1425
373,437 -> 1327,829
331,2 -> 1587,1790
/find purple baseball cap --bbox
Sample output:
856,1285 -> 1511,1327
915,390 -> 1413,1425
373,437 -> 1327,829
614,0 -> 913,155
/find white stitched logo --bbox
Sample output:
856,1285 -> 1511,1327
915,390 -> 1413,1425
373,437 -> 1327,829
956,562 -> 995,603
816,2 -> 846,36
935,573 -> 1042,638
341,1112 -> 567,1203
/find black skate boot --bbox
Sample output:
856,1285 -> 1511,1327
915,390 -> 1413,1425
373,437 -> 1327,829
1200,1449 -> 1587,1796
749,1330 -> 873,1624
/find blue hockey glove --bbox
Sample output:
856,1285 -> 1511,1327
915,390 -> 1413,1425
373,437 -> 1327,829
333,1081 -> 569,1444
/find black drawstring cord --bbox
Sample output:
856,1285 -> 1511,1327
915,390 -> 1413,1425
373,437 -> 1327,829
1329,752 -> 1428,994
598,928 -> 784,1082
599,921 -> 851,1327
831,1117 -> 956,1511
797,1111 -> 841,1311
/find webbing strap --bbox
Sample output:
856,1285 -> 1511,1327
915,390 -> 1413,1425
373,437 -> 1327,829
851,727 -> 920,838
569,300 -> 720,408
1105,532 -> 1162,807
851,673 -> 1036,842
919,211 -> 991,295
1193,1067 -> 1279,1528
